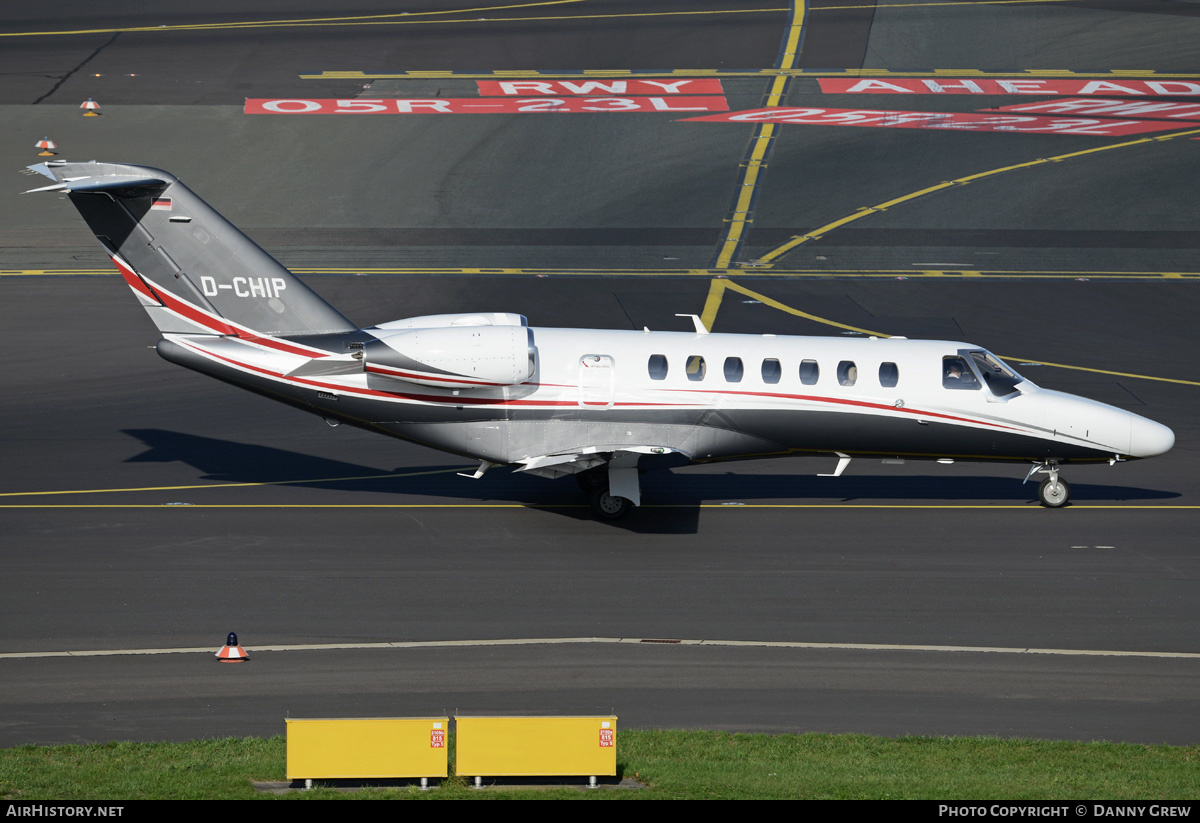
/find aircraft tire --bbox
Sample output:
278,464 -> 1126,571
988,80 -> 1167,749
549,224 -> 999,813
1037,477 -> 1071,508
590,487 -> 632,520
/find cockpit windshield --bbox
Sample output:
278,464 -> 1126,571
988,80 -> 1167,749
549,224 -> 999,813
968,350 -> 1024,398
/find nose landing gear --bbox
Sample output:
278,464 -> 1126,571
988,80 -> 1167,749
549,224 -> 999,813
1025,461 -> 1070,508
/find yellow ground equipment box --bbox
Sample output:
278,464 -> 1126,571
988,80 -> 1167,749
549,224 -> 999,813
286,717 -> 449,779
456,716 -> 617,778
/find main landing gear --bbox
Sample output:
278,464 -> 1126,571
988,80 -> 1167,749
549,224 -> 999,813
577,465 -> 638,521
1026,461 -> 1071,508
589,487 -> 634,520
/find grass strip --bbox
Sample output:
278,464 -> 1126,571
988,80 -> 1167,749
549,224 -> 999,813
1,731 -> 1197,800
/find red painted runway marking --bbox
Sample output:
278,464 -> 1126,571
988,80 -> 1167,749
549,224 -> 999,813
246,97 -> 729,114
819,78 -> 1200,96
683,107 -> 1186,136
476,78 -> 724,96
984,98 -> 1200,121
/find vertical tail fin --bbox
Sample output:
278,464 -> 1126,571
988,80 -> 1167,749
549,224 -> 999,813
26,161 -> 357,337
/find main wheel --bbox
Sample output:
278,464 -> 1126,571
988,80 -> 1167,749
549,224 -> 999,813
1037,477 -> 1071,508
590,487 -> 633,520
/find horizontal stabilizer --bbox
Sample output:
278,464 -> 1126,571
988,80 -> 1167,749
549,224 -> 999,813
25,175 -> 168,194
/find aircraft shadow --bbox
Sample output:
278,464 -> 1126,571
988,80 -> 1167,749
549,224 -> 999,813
122,430 -> 1178,534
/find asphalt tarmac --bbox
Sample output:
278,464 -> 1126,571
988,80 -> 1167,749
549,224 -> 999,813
2,0 -> 1199,748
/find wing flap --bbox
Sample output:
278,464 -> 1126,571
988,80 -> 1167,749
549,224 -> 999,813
515,446 -> 682,480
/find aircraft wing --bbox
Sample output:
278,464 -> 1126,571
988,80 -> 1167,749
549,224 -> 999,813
514,447 -> 686,507
516,445 -> 683,478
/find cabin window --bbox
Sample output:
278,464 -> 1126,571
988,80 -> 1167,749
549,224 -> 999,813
724,357 -> 744,383
761,358 -> 782,384
647,354 -> 668,381
799,360 -> 819,385
879,362 -> 899,388
943,356 -> 980,390
686,355 -> 707,382
837,361 -> 857,386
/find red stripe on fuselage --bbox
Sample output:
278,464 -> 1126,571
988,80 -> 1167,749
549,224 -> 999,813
178,340 -> 698,408
174,338 -> 1030,427
365,363 -> 508,387
667,387 -> 1026,433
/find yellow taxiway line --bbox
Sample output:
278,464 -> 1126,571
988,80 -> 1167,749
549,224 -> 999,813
754,127 -> 1200,266
698,278 -> 1200,385
308,69 -> 1200,80
0,1 -> 586,37
0,468 -> 462,498
2,503 -> 1198,510
7,268 -> 1200,279
0,2 -> 1091,38
711,0 -> 806,268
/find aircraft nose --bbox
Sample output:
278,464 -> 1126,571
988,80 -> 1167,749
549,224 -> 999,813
1128,413 -> 1175,458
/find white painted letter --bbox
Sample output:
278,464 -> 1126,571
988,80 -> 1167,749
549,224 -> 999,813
559,81 -> 626,94
497,82 -> 555,95
649,97 -> 711,111
921,79 -> 984,93
393,99 -> 453,112
1146,81 -> 1200,95
997,80 -> 1054,94
1077,81 -> 1144,95
261,99 -> 322,113
844,80 -> 913,93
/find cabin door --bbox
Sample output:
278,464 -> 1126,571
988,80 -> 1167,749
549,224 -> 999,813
578,354 -> 615,409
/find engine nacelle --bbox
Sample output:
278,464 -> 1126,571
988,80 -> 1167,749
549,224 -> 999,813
364,324 -> 536,388
368,312 -> 527,331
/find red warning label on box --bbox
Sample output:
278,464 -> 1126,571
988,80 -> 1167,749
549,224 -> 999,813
683,107 -> 1187,135
246,97 -> 729,114
431,729 -> 445,748
600,728 -> 614,748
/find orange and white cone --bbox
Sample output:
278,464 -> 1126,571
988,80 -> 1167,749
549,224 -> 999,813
216,632 -> 249,662
35,138 -> 57,157
80,98 -> 101,116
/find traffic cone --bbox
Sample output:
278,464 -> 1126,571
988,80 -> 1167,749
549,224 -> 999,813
216,631 -> 249,662
35,138 -> 57,156
80,98 -> 101,116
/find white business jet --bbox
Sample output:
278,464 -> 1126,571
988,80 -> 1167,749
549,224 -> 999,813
25,161 -> 1174,518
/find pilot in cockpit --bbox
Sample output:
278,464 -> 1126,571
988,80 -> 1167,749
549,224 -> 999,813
943,358 -> 979,389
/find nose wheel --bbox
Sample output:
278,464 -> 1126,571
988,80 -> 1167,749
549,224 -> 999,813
1037,476 -> 1071,508
1026,461 -> 1071,508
